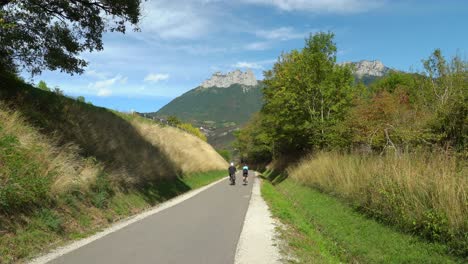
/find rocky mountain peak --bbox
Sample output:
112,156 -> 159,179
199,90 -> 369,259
201,69 -> 258,88
341,60 -> 390,77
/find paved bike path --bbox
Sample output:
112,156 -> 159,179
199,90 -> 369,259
49,172 -> 254,264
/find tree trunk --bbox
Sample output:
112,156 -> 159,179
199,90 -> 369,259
320,94 -> 324,135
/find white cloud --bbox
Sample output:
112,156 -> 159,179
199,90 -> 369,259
256,27 -> 305,40
85,69 -> 109,79
231,59 -> 277,70
245,41 -> 271,51
144,73 -> 170,82
241,0 -> 384,13
232,62 -> 263,69
139,1 -> 212,39
97,88 -> 113,97
88,75 -> 127,96
244,27 -> 307,51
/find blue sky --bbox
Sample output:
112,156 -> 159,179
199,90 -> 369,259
24,0 -> 467,112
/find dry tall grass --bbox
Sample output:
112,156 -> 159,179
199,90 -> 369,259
0,106 -> 228,193
132,120 -> 227,173
0,106 -> 101,193
288,151 -> 467,249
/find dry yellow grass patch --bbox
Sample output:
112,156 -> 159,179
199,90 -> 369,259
132,121 -> 228,173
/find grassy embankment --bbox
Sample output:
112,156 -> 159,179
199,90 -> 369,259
261,152 -> 467,263
0,73 -> 228,263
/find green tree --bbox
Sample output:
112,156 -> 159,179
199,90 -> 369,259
234,113 -> 273,163
37,80 -> 50,91
422,50 -> 468,150
167,115 -> 182,126
262,32 -> 354,156
76,96 -> 86,103
53,86 -> 64,96
0,0 -> 142,75
216,149 -> 232,163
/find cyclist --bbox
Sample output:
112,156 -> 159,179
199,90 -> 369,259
228,162 -> 236,185
242,164 -> 249,184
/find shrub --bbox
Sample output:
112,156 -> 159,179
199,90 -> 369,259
177,122 -> 207,142
216,149 -> 231,162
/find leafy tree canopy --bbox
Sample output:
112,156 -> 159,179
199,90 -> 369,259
261,32 -> 354,155
236,34 -> 467,163
0,0 -> 142,75
37,80 -> 50,91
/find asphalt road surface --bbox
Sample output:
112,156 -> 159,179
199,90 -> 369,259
49,172 -> 254,264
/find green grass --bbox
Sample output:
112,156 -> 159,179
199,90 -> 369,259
0,127 -> 54,213
182,170 -> 226,189
262,181 -> 341,263
0,170 -> 226,264
262,178 -> 464,263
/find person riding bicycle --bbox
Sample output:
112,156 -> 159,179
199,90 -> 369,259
242,164 -> 249,184
228,162 -> 236,184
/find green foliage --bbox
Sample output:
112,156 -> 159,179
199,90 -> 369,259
90,173 -> 114,209
35,209 -> 63,233
237,32 -> 355,161
237,34 -> 467,163
53,87 -> 64,96
176,122 -> 207,141
0,126 -> 53,213
37,80 -> 50,91
344,89 -> 435,152
76,96 -> 85,103
216,148 -> 231,162
0,0 -> 142,75
167,115 -> 182,126
234,113 -> 272,163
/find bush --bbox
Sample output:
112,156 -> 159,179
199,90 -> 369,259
216,149 -> 231,162
177,122 -> 207,142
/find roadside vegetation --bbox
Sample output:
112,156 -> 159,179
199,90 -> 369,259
289,152 -> 467,257
0,72 -> 227,263
237,31 -> 467,258
262,178 -> 463,263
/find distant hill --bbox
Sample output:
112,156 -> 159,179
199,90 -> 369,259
156,83 -> 263,125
